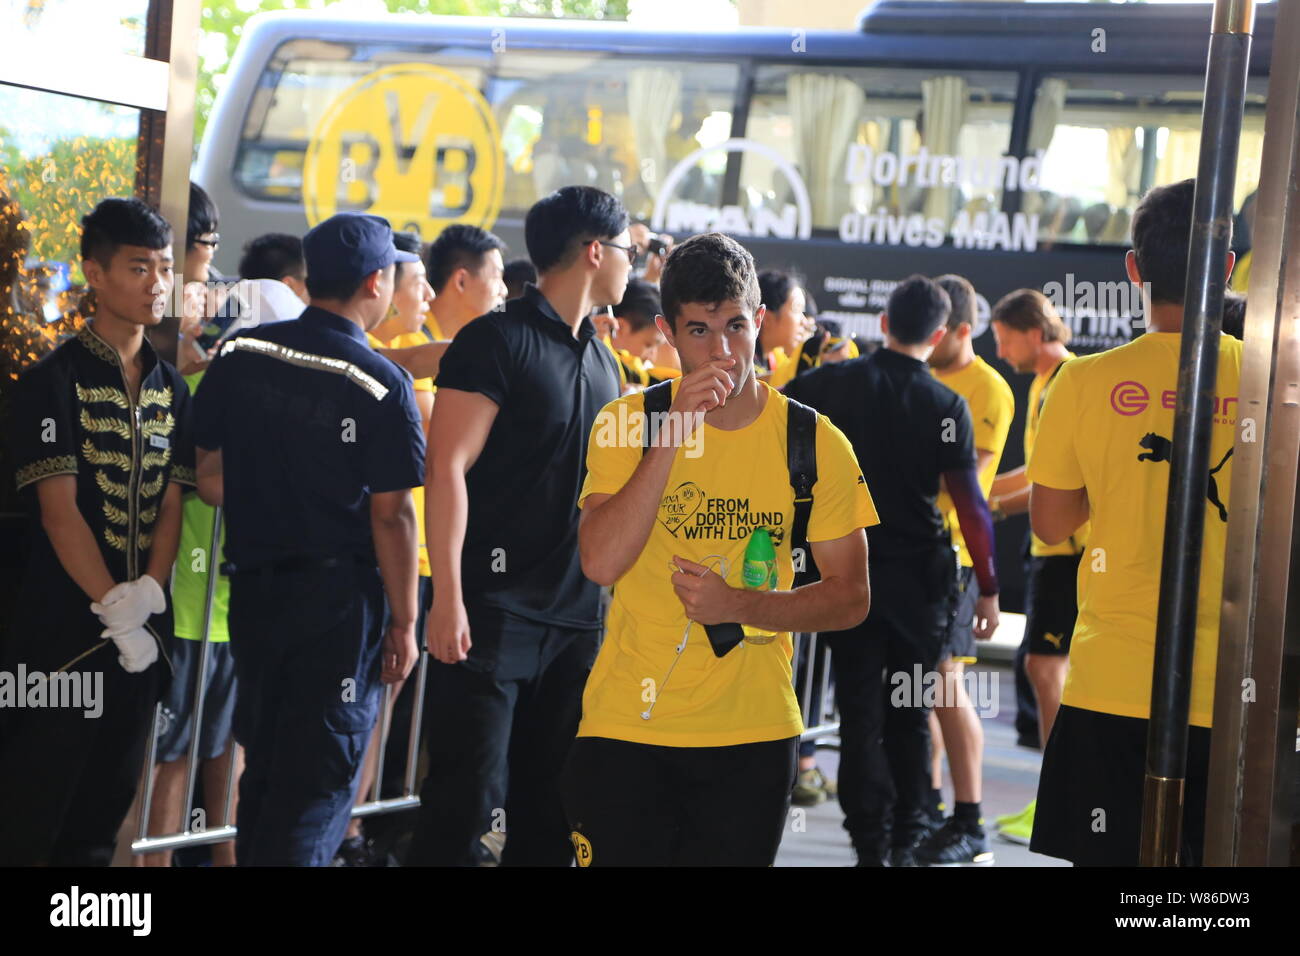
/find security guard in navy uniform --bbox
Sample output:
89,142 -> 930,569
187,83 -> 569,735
193,213 -> 426,866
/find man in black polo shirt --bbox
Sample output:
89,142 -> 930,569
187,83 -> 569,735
409,186 -> 628,866
193,213 -> 426,866
785,275 -> 1000,867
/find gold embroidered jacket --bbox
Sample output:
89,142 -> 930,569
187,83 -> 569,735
9,323 -> 196,597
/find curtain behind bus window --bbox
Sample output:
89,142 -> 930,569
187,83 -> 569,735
1030,73 -> 1266,248
742,66 -> 1016,236
488,53 -> 739,223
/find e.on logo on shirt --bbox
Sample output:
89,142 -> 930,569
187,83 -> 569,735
1109,380 -> 1238,424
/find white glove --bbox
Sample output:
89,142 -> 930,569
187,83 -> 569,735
111,624 -> 159,673
91,575 -> 167,636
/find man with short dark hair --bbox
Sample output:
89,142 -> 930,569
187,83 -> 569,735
503,258 -> 538,300
0,197 -> 193,865
423,223 -> 508,340
609,277 -> 675,387
1027,179 -> 1239,866
238,232 -> 309,324
409,185 -> 628,866
785,274 -> 1001,867
566,232 -> 876,866
193,212 -> 426,866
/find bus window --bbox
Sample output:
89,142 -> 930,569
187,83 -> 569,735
233,38 -> 489,206
740,66 -> 1017,236
1031,73 -> 1267,247
486,52 -> 741,222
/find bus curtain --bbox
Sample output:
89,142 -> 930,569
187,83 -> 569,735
788,72 -> 864,228
628,67 -> 682,201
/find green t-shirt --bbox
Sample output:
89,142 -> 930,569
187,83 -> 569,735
171,371 -> 229,641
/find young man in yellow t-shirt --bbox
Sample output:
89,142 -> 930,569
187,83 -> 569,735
567,233 -> 878,866
986,287 -> 1088,841
919,273 -> 1014,865
1026,179 -> 1239,866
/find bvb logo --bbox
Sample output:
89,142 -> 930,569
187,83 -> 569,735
303,63 -> 504,238
570,831 -> 593,867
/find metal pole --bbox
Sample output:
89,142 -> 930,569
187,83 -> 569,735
404,650 -> 429,797
179,504 -> 223,835
1206,0 -> 1300,867
1141,0 -> 1255,867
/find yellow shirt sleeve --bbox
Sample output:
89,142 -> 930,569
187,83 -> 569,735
579,395 -> 642,507
972,379 -> 1015,461
1026,362 -> 1085,490
806,415 -> 881,541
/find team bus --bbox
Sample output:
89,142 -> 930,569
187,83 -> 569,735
197,0 -> 1271,345
195,0 -> 1274,604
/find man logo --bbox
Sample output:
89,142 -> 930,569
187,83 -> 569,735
651,139 -> 812,240
303,63 -> 504,238
1110,380 -> 1149,416
570,830 -> 593,867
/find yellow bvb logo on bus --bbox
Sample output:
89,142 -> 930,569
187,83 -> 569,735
303,63 -> 504,237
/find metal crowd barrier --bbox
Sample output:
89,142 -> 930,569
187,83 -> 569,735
794,631 -> 839,744
129,506 -> 430,855
129,520 -> 839,855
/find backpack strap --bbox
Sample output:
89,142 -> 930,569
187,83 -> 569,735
786,397 -> 818,555
640,380 -> 674,453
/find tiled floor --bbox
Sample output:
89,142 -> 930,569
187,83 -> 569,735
775,661 -> 1069,867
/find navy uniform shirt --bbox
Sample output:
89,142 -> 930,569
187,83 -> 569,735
436,283 -> 620,629
193,306 -> 425,568
785,347 -> 975,556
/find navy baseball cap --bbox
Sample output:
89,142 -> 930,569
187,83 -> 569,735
302,213 -> 419,285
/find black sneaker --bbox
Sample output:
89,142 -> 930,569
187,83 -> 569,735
331,835 -> 372,867
915,818 -> 995,867
889,844 -> 918,868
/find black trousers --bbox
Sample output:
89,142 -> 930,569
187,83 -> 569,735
227,562 -> 385,867
824,543 -> 953,859
407,608 -> 599,867
563,735 -> 798,866
0,645 -> 162,866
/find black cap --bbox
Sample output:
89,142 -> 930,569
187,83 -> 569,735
302,213 -> 419,286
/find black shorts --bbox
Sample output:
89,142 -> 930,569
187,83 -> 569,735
562,735 -> 798,866
942,565 -> 979,664
1030,703 -> 1211,866
1024,554 -> 1081,656
156,639 -> 237,763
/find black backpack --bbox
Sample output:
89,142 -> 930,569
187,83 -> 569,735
640,380 -> 819,578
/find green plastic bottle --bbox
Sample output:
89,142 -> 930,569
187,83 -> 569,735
742,528 -> 778,644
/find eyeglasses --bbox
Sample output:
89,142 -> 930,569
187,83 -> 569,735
598,240 -> 639,268
193,234 -> 220,249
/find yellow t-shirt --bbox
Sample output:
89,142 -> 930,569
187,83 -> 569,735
368,329 -> 433,577
767,338 -> 861,390
1026,332 -> 1241,727
932,356 -> 1014,567
578,382 -> 880,747
1026,353 -> 1089,556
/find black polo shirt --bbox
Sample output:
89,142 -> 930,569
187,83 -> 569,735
193,305 -> 426,568
784,347 -> 975,556
436,283 -> 620,628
